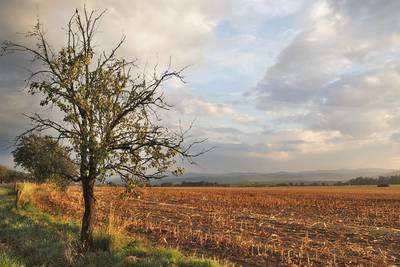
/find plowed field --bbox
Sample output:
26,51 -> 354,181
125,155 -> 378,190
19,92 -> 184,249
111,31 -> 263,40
33,186 -> 400,266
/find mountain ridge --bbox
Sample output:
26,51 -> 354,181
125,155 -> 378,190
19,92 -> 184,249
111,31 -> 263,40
151,168 -> 397,185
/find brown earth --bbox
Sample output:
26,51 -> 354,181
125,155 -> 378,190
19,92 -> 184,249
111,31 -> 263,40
32,186 -> 400,266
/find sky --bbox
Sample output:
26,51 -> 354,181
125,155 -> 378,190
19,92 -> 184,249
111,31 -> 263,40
1,0 -> 400,173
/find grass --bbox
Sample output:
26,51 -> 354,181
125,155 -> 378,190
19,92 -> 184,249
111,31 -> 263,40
0,251 -> 23,267
15,183 -> 38,209
0,186 -> 220,267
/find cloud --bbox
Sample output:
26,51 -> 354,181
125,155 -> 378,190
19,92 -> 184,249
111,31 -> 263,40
391,132 -> 400,143
190,99 -> 235,117
245,150 -> 290,161
0,0 -> 230,66
164,79 -> 259,126
190,131 -> 398,173
164,80 -> 234,117
232,114 -> 257,125
254,0 -> 400,139
207,127 -> 243,135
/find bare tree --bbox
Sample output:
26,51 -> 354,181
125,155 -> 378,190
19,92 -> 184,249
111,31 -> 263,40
1,8 -> 206,250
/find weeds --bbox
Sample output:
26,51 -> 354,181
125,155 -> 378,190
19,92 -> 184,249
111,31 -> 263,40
14,182 -> 37,209
0,250 -> 23,267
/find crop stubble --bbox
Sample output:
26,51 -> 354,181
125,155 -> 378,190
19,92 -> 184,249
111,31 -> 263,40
33,186 -> 400,266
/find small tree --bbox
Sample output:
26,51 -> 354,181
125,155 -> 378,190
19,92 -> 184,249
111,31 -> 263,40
13,134 -> 77,189
2,8 -> 205,250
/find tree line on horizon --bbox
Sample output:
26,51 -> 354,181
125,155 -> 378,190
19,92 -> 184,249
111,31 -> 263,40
157,176 -> 400,187
0,165 -> 30,184
341,175 -> 400,186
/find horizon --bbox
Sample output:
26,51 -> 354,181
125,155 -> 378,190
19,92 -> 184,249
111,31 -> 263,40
2,1 -> 400,174
167,167 -> 399,175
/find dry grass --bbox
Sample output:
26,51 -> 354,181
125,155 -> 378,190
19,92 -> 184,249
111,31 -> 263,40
15,182 -> 38,208
32,185 -> 400,266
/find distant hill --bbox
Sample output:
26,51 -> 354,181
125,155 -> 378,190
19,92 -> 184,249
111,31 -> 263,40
151,168 -> 397,185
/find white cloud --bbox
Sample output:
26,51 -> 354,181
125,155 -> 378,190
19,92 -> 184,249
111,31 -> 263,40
236,0 -> 303,18
233,114 -> 257,125
164,79 -> 259,127
245,150 -> 290,161
0,0 -> 230,68
255,0 -> 400,139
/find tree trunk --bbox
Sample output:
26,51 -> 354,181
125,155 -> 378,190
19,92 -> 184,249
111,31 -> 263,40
80,177 -> 96,250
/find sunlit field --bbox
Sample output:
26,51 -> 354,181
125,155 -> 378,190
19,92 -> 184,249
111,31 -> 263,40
33,186 -> 400,266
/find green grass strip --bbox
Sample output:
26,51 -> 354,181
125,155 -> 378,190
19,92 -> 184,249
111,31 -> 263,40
0,186 -> 220,267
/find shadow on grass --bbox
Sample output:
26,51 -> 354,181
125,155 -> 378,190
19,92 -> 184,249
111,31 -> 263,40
0,187 -> 79,266
0,187 -> 220,267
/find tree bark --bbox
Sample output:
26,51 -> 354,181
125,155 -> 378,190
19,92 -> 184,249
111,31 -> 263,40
79,133 -> 98,251
80,177 -> 96,250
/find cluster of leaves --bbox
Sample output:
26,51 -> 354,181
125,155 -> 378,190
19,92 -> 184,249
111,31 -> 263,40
12,134 -> 78,189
